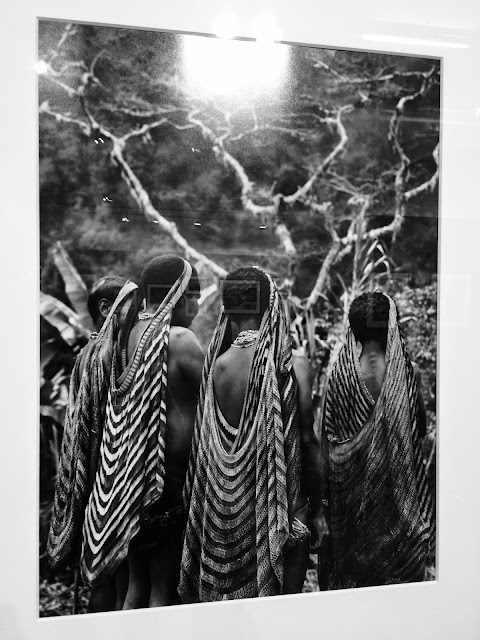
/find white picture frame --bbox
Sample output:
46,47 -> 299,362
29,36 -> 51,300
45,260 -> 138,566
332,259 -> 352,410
1,0 -> 480,638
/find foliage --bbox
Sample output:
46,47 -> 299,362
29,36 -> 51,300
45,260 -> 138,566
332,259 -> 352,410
394,281 -> 437,497
40,572 -> 90,617
394,282 -> 437,420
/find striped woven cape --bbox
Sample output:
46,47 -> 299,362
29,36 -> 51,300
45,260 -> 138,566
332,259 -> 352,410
80,261 -> 192,584
47,281 -> 137,570
322,295 -> 433,587
179,271 -> 301,603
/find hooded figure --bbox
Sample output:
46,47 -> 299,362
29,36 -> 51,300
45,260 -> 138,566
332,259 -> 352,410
322,291 -> 433,588
180,266 -> 327,602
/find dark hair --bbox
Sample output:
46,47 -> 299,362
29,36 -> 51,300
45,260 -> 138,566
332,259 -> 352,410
118,254 -> 198,363
348,292 -> 390,345
87,276 -> 128,324
222,266 -> 271,318
140,254 -> 199,306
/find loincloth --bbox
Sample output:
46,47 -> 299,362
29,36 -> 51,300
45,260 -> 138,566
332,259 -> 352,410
131,476 -> 185,554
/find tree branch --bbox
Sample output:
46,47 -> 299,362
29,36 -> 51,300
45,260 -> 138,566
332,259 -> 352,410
187,108 -> 296,255
284,106 -> 353,205
41,71 -> 79,99
382,66 -> 439,239
40,86 -> 227,279
39,102 -> 91,135
312,58 -> 438,87
120,118 -> 194,142
108,136 -> 227,277
306,195 -> 372,310
306,240 -> 342,309
181,90 -> 354,258
404,143 -> 440,201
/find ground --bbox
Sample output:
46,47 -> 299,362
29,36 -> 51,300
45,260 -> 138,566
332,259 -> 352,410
39,556 -> 435,616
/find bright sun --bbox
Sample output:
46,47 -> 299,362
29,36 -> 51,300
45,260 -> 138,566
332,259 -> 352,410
182,34 -> 288,97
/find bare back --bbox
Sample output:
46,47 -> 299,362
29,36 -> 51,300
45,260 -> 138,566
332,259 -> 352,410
212,346 -> 255,428
358,346 -> 386,402
126,320 -> 204,482
213,345 -> 315,513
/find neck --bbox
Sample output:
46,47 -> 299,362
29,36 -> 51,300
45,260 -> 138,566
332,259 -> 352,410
359,340 -> 385,356
144,303 -> 159,314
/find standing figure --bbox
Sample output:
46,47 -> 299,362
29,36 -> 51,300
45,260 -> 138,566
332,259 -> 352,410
80,255 -> 204,609
74,276 -> 131,387
179,266 -> 327,603
321,291 -> 433,588
48,275 -> 137,611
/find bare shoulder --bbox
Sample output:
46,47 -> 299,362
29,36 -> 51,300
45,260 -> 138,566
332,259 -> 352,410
292,348 -> 313,383
169,326 -> 204,385
169,326 -> 203,353
213,351 -> 227,374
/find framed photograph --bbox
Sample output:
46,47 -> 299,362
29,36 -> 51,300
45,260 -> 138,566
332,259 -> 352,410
1,1 -> 480,639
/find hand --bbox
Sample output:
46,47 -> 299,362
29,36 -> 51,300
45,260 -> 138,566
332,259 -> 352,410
309,513 -> 329,553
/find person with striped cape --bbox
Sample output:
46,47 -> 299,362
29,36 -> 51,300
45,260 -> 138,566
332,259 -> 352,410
321,291 -> 434,588
179,266 -> 328,603
47,276 -> 137,612
80,255 -> 204,608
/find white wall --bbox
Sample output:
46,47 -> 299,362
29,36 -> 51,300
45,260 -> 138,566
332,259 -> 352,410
1,1 -> 479,638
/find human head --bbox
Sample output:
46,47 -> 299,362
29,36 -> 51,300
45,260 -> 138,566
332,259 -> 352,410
348,292 -> 390,347
222,266 -> 271,324
87,276 -> 128,331
140,254 -> 200,326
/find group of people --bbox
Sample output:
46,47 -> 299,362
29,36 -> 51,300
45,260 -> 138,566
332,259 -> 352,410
47,254 -> 434,611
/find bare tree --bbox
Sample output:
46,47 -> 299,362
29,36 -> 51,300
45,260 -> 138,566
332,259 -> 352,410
38,23 -> 439,365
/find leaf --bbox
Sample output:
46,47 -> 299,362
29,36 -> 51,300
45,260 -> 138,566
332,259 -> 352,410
366,239 -> 379,257
197,282 -> 218,306
336,273 -> 348,295
51,242 -> 94,332
40,291 -> 89,347
362,262 -> 373,277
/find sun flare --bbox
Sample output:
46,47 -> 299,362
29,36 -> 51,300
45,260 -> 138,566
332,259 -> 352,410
182,35 -> 288,96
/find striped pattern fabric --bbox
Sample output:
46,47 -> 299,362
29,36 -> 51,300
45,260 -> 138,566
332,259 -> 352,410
179,271 -> 301,603
80,261 -> 192,584
322,295 -> 433,587
214,397 -> 239,450
47,282 -> 138,570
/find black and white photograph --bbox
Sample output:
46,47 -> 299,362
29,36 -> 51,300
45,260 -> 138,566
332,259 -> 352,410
3,0 -> 480,638
37,19 -> 440,615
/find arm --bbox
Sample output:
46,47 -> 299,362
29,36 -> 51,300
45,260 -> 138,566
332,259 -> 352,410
172,327 -> 205,391
292,352 -> 329,551
165,328 -> 205,479
412,362 -> 427,438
